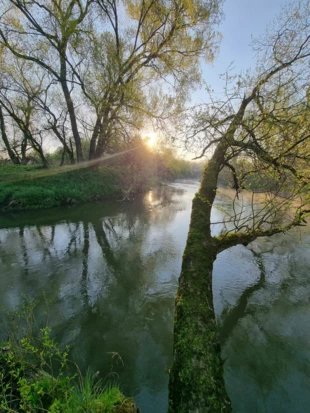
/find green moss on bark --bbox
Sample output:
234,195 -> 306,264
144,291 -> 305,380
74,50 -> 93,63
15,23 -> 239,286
168,194 -> 232,413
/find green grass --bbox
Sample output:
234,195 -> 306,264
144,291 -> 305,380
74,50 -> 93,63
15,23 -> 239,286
0,151 -> 201,212
0,300 -> 138,412
70,372 -> 126,413
0,164 -> 123,211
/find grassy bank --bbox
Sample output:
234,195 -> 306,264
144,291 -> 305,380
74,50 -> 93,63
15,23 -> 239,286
0,145 -> 202,212
0,164 -> 130,211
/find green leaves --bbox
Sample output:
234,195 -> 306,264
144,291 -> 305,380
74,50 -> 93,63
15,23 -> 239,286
0,299 -> 137,412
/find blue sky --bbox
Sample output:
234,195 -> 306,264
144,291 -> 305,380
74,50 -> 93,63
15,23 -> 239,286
194,0 -> 289,102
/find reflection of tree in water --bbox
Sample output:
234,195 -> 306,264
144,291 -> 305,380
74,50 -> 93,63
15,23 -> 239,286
19,227 -> 29,277
217,243 -> 310,409
218,251 -> 266,345
73,189 -> 184,395
81,222 -> 90,308
0,184 -> 187,400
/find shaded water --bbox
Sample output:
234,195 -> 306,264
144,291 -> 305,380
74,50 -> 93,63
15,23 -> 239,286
0,182 -> 310,412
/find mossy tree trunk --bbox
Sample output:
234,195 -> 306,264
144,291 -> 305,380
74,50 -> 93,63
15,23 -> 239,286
167,207 -> 231,413
168,142 -> 233,413
167,91 -> 289,411
168,43 -> 310,409
168,91 -> 256,411
169,92 -> 253,410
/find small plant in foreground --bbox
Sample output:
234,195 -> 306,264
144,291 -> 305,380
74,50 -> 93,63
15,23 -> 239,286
0,300 -> 138,412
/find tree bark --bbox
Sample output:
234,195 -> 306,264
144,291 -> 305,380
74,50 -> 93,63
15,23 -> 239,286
168,97 -> 252,411
94,134 -> 107,159
93,109 -> 112,159
59,52 -> 83,162
0,106 -> 20,164
169,194 -> 231,413
21,136 -> 28,164
168,163 -> 232,412
89,115 -> 102,160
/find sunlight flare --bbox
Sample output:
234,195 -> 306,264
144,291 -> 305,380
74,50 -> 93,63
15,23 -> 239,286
145,132 -> 158,148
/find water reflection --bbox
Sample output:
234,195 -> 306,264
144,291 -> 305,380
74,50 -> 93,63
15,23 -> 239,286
0,185 -> 190,413
1,183 -> 310,413
214,229 -> 310,413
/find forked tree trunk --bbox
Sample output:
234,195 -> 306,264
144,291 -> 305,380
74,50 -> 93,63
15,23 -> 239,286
59,51 -> 83,163
60,78 -> 84,163
93,108 -> 112,159
89,116 -> 102,160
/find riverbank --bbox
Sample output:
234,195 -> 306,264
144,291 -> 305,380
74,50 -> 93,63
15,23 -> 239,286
0,164 -> 155,212
0,145 -> 203,212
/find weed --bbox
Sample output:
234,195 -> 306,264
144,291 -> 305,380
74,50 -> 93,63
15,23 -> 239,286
0,299 -> 138,412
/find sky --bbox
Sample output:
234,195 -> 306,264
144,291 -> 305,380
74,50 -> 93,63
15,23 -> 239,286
194,0 -> 290,102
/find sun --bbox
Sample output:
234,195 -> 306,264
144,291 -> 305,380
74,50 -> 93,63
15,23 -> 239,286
145,132 -> 157,148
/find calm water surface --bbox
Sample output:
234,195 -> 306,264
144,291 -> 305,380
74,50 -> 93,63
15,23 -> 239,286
0,182 -> 309,413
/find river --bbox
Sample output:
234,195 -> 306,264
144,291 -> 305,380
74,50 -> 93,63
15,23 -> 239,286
0,181 -> 309,413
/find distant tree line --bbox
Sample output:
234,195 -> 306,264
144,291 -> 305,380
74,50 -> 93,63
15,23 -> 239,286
103,142 -> 203,195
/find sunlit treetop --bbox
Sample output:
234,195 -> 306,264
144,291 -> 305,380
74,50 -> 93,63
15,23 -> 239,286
0,0 -> 223,161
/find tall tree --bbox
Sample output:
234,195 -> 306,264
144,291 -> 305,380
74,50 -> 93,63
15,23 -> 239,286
0,57 -> 50,166
0,0 -> 94,162
168,2 -> 310,411
85,0 -> 223,159
0,105 -> 20,163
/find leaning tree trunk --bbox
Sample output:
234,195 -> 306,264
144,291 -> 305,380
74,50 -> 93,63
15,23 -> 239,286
168,208 -> 232,413
168,97 -> 251,412
168,143 -> 232,413
31,138 -> 49,168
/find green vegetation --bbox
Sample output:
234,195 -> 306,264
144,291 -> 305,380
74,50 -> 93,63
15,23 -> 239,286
156,147 -> 202,181
0,164 -> 123,211
0,301 -> 138,413
0,145 -> 201,211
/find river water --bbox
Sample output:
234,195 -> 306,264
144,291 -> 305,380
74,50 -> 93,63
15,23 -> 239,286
0,181 -> 309,413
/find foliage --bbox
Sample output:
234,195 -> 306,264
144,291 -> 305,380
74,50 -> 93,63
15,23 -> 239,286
0,300 -> 137,413
0,0 -> 223,162
105,141 -> 201,191
0,145 -> 200,210
155,147 -> 201,180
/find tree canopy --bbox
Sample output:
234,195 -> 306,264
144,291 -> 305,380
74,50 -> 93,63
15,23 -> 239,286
0,0 -> 222,163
